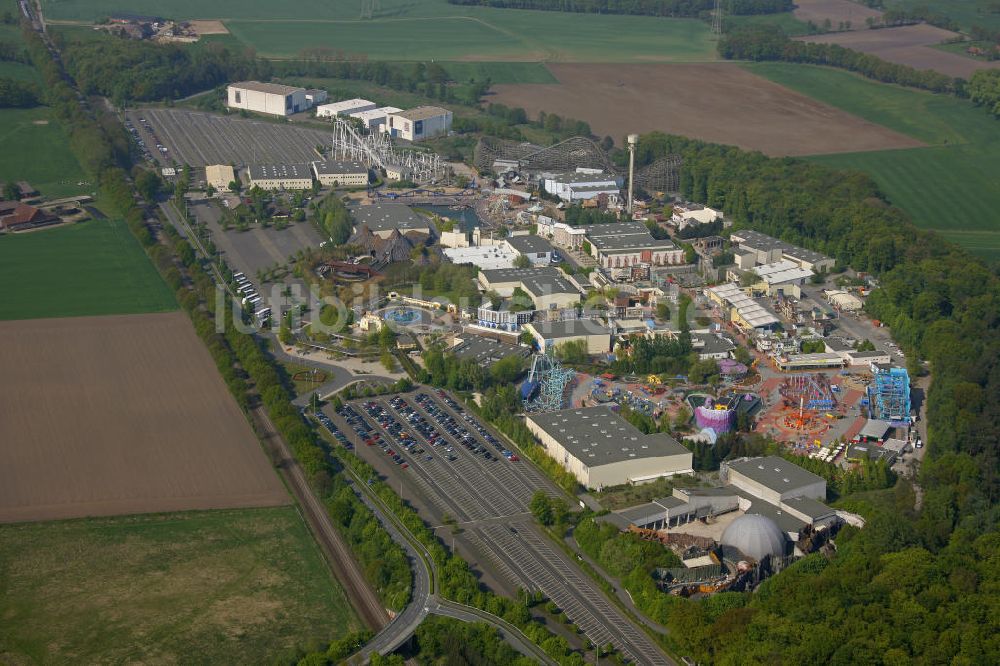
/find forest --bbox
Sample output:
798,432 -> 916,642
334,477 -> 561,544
626,129 -> 1000,663
718,25 -> 963,94
969,69 -> 1000,116
446,0 -> 793,16
0,77 -> 39,107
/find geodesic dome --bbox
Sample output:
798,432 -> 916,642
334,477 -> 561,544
721,514 -> 786,562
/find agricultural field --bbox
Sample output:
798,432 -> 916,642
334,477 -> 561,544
879,0 -> 1000,32
0,507 -> 358,664
490,63 -> 923,157
41,0 -> 717,63
0,60 -> 40,82
0,311 -> 290,522
748,62 -> 1000,261
0,219 -> 176,320
797,23 -> 1000,78
793,0 -> 883,30
0,107 -> 91,198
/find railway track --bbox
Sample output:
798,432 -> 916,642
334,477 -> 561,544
253,406 -> 389,632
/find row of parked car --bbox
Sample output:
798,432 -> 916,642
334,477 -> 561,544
415,392 -> 518,462
314,408 -> 352,450
358,401 -> 428,468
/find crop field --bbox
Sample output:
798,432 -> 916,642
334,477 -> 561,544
0,507 -> 358,664
748,63 -> 1000,261
433,61 -> 557,84
0,312 -> 291,522
793,0 -> 883,30
0,60 -> 41,83
0,219 -> 176,321
41,0 -> 717,63
0,107 -> 90,198
879,0 -> 1000,32
490,63 -> 923,157
797,24 -> 1000,79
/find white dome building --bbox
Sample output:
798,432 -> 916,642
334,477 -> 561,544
721,514 -> 786,561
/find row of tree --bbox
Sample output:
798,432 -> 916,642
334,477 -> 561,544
447,0 -> 792,16
969,69 -> 1000,117
718,25 -> 964,95
0,77 -> 39,107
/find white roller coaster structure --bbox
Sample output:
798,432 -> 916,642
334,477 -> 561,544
329,118 -> 446,184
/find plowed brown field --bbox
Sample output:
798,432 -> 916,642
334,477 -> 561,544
490,63 -> 925,156
0,312 -> 289,522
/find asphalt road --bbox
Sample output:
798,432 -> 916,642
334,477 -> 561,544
339,389 -> 673,665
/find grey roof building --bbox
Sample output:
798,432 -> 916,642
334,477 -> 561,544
526,406 -> 693,488
726,456 -> 826,504
505,234 -> 553,255
449,336 -> 531,369
352,203 -> 430,238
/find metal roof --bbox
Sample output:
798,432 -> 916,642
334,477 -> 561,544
352,203 -> 428,232
505,234 -> 553,254
390,105 -> 451,121
528,406 -> 690,466
312,160 -> 368,175
248,163 -> 313,180
229,81 -> 303,95
728,456 -> 824,494
527,318 -> 611,339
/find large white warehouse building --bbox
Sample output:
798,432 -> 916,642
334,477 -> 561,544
316,98 -> 376,118
386,106 -> 453,141
227,81 -> 310,117
527,406 -> 693,489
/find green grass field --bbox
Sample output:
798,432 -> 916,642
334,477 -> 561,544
432,61 -> 557,84
0,107 -> 91,198
41,0 -> 717,63
879,0 -> 1000,32
0,60 -> 41,83
747,62 -> 1000,262
0,507 -> 358,664
725,11 -> 814,37
0,218 -> 177,320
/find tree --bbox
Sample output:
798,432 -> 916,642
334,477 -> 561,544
228,180 -> 241,193
513,253 -> 532,268
380,349 -> 396,372
656,302 -> 671,320
134,170 -> 162,202
2,181 -> 19,201
520,329 -> 535,346
530,490 -> 554,526
555,339 -> 589,365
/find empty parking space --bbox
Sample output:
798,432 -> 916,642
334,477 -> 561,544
126,109 -> 332,167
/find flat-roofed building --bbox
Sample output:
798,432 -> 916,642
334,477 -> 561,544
581,222 -> 684,268
523,319 -> 612,355
504,234 -> 553,266
352,203 -> 430,239
477,266 -> 582,311
312,160 -> 369,187
445,245 -> 518,270
449,335 -> 531,371
526,406 -> 693,489
725,455 -> 826,504
386,106 -> 453,141
751,259 -> 814,298
730,229 -> 834,273
541,169 -> 622,202
351,106 -> 402,131
705,282 -> 780,331
316,98 -> 377,118
205,164 -> 235,192
248,163 -> 313,190
227,81 -> 309,117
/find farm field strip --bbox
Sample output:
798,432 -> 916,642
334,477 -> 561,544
0,107 -> 90,199
795,23 -> 1000,79
0,218 -> 177,321
0,507 -> 358,664
747,62 -> 1000,260
490,63 -> 924,157
0,312 -> 290,523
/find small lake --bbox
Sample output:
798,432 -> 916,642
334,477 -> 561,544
420,204 -> 481,233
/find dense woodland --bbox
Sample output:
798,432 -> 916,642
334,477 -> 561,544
446,0 -> 793,16
627,130 -> 1000,663
719,25 -> 963,94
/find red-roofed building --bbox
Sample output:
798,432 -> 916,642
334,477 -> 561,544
0,203 -> 60,232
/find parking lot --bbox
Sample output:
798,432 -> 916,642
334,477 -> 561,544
126,108 -> 331,167
331,389 -> 670,665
